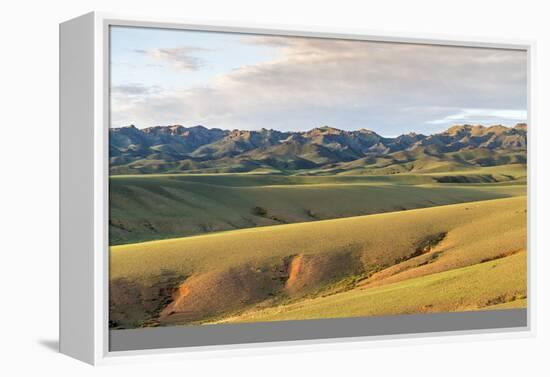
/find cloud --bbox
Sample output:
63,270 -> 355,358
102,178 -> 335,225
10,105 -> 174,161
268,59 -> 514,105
135,47 -> 208,71
111,83 -> 161,96
112,36 -> 527,134
427,109 -> 528,125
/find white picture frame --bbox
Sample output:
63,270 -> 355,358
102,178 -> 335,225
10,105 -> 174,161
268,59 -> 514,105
59,11 -> 536,365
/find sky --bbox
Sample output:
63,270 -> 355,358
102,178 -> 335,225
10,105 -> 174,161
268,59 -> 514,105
110,26 -> 528,136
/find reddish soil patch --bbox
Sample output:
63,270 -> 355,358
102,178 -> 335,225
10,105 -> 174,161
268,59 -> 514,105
285,252 -> 363,296
159,264 -> 287,324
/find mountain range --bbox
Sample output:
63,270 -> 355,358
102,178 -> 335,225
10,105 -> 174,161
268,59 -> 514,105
109,123 -> 527,175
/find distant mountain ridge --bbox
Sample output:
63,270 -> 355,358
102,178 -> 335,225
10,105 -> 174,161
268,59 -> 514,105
109,123 -> 527,175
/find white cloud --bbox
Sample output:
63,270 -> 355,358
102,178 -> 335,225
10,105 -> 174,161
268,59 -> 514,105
427,109 -> 528,125
111,83 -> 162,96
134,47 -> 208,71
112,36 -> 527,134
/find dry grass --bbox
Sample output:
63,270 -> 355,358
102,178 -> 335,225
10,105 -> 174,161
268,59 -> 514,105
109,172 -> 525,245
218,251 -> 527,323
110,196 -> 526,327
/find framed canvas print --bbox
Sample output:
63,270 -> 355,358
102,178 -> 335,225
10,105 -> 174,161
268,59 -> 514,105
60,12 -> 534,365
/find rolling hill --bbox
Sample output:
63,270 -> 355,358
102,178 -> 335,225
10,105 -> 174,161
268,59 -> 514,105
109,165 -> 526,245
218,251 -> 526,324
109,196 -> 527,328
108,123 -> 528,329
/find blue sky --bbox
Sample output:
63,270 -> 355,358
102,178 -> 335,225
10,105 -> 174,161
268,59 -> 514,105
111,27 -> 278,92
110,26 -> 528,136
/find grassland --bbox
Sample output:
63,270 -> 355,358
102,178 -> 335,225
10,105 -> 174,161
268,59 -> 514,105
109,195 -> 527,328
217,251 -> 526,323
305,150 -> 527,177
108,122 -> 528,329
109,164 -> 526,245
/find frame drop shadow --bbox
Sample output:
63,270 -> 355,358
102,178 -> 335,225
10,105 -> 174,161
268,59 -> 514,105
38,339 -> 59,353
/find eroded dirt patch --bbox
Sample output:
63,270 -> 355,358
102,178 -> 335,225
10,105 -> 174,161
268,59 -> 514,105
285,252 -> 364,296
109,270 -> 187,328
158,262 -> 291,325
111,240 -> 449,327
110,234 -> 454,327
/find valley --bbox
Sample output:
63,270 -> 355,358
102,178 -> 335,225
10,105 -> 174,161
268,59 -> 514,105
108,124 -> 528,329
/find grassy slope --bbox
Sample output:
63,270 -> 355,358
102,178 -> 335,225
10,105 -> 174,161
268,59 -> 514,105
109,169 -> 526,245
422,164 -> 527,178
307,154 -> 526,176
219,251 -> 526,323
110,196 -> 526,280
110,196 -> 526,327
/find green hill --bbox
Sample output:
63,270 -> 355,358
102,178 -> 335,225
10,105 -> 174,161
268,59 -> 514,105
219,251 -> 526,323
109,196 -> 527,328
109,169 -> 526,245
